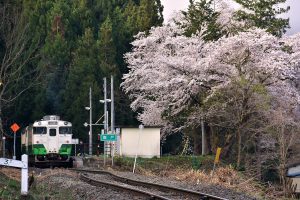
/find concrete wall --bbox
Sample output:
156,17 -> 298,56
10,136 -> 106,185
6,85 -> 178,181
120,128 -> 160,158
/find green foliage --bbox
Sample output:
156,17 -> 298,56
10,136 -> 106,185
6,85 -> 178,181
2,0 -> 163,138
234,0 -> 290,37
137,0 -> 164,32
63,28 -> 102,140
181,0 -> 223,41
98,16 -> 117,74
0,173 -> 20,199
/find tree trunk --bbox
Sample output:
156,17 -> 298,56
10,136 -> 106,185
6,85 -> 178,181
222,134 -> 234,157
192,126 -> 202,155
205,124 -> 211,154
256,134 -> 262,181
237,129 -> 241,169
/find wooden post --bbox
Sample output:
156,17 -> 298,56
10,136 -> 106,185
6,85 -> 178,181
21,154 -> 28,195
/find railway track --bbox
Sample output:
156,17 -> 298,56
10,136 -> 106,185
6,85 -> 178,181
71,169 -> 228,200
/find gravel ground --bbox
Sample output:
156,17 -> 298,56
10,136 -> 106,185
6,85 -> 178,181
86,172 -> 193,200
30,165 -> 259,200
35,169 -> 148,200
83,158 -> 258,199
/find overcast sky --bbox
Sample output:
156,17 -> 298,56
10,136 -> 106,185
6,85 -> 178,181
161,0 -> 300,35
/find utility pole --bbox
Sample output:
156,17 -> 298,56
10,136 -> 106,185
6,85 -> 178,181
103,77 -> 108,164
111,75 -> 115,166
111,75 -> 114,135
89,87 -> 92,155
103,77 -> 107,134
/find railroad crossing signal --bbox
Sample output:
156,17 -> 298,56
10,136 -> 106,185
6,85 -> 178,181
10,123 -> 20,133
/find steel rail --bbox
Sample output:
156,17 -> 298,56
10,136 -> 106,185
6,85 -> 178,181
80,173 -> 171,200
71,169 -> 228,200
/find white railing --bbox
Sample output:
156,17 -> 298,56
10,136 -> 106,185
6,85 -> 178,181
0,155 -> 28,195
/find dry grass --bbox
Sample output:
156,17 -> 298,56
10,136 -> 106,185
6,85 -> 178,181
145,165 -> 267,199
0,167 -> 21,181
148,165 -> 299,200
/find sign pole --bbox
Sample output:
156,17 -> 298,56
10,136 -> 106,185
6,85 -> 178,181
133,124 -> 143,173
13,133 -> 16,160
10,123 -> 20,160
104,143 -> 106,167
211,147 -> 222,177
100,134 -> 118,167
2,137 -> 5,157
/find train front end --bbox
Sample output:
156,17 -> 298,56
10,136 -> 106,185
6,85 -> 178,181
31,115 -> 74,167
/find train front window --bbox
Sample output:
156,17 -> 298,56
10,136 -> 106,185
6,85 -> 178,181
49,129 -> 56,136
33,127 -> 46,134
59,127 -> 72,134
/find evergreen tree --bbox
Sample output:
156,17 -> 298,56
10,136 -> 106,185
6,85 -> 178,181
42,35 -> 70,114
181,0 -> 223,41
98,17 -> 117,75
123,0 -> 139,35
137,0 -> 164,32
63,28 -> 102,140
6,0 -> 164,135
234,0 -> 290,37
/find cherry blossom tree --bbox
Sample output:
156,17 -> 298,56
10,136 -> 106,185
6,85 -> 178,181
124,25 -> 298,115
122,9 -> 300,166
264,92 -> 300,196
122,24 -> 207,132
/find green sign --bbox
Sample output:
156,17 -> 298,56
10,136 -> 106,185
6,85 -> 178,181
100,134 -> 117,141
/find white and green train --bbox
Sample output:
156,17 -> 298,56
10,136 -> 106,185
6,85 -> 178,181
21,115 -> 77,167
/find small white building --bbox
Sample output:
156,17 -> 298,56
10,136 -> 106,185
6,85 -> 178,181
117,127 -> 160,158
287,164 -> 300,193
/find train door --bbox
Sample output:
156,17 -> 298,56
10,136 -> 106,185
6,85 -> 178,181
48,127 -> 59,153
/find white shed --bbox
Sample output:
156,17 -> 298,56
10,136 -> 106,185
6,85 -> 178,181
287,164 -> 300,193
118,127 -> 160,158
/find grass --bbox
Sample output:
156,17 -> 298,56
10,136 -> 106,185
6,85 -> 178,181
110,155 -> 273,199
0,172 -> 21,199
0,171 -> 74,200
114,155 -> 215,172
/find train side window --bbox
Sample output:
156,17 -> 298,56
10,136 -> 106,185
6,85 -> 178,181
59,127 -> 72,134
33,127 -> 47,134
49,129 -> 56,136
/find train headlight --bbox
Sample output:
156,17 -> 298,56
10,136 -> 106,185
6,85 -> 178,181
36,141 -> 39,144
66,140 -> 69,143
64,122 -> 68,125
